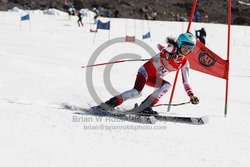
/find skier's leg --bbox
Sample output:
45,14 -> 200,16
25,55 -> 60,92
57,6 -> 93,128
102,67 -> 148,110
136,77 -> 172,114
146,77 -> 172,103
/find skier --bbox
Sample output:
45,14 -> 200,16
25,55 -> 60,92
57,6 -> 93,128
77,11 -> 84,27
68,5 -> 76,20
93,8 -> 99,23
195,27 -> 206,45
95,33 -> 199,115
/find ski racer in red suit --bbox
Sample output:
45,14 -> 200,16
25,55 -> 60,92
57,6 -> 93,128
97,33 -> 199,115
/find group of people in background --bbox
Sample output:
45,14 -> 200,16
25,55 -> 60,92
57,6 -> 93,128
68,5 -> 120,27
68,3 -> 209,26
67,4 -> 207,46
67,5 -> 86,27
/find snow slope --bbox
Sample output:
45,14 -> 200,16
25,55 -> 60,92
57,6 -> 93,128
0,9 -> 250,167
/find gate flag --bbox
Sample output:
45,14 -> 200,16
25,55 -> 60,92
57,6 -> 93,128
143,32 -> 151,39
187,40 -> 229,80
97,20 -> 110,30
125,35 -> 135,42
21,14 -> 30,21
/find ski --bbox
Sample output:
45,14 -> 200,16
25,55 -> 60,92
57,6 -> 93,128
155,115 -> 208,125
109,110 -> 209,125
108,111 -> 158,124
60,103 -> 209,125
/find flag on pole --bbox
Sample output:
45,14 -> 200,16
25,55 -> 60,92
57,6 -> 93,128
187,40 -> 229,79
97,20 -> 110,30
125,35 -> 135,42
142,32 -> 151,39
90,29 -> 98,32
91,19 -> 111,43
21,14 -> 30,21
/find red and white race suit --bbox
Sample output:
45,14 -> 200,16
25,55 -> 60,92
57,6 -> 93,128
116,43 -> 194,106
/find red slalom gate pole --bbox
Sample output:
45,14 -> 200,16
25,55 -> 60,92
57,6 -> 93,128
187,0 -> 198,32
167,70 -> 180,112
225,0 -> 231,117
167,0 -> 198,112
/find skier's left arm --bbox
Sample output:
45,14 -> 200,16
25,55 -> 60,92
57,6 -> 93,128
181,61 -> 199,104
157,43 -> 177,59
195,30 -> 199,38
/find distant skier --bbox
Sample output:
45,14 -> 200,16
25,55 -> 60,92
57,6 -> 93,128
195,27 -> 206,45
77,11 -> 84,27
95,33 -> 199,115
93,8 -> 99,23
68,5 -> 76,20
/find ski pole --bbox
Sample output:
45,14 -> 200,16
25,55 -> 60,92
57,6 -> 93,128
81,58 -> 150,68
153,101 -> 190,107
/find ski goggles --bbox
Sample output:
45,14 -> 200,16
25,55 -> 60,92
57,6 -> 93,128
181,43 -> 195,51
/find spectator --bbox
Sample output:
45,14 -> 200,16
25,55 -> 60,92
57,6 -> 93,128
114,9 -> 120,18
68,5 -> 76,20
144,12 -> 151,20
142,5 -> 152,20
108,9 -> 113,18
98,6 -> 104,16
194,11 -> 201,22
204,14 -> 208,23
195,27 -> 207,45
203,9 -> 209,23
175,13 -> 180,21
152,11 -> 157,20
179,17 -> 187,21
169,11 -> 175,21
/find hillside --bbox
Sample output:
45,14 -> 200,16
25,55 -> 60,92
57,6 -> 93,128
0,9 -> 250,167
0,0 -> 250,25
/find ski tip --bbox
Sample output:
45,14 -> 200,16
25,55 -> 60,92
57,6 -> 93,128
191,116 -> 209,125
139,116 -> 157,124
148,116 -> 157,124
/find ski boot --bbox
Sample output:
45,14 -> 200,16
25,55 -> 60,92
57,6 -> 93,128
139,106 -> 158,115
89,96 -> 121,116
135,96 -> 159,115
